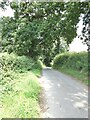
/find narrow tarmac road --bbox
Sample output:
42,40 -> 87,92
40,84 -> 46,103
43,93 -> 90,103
40,68 -> 88,118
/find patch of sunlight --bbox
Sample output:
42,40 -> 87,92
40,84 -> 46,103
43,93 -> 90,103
74,101 -> 87,110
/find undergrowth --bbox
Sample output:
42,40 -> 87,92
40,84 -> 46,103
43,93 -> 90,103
53,52 -> 88,85
0,52 -> 42,118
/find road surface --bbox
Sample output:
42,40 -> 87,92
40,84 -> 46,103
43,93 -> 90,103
39,68 -> 88,118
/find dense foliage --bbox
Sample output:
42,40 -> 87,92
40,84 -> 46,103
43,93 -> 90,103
53,52 -> 88,83
1,52 -> 41,93
53,52 -> 88,72
0,2 -> 89,66
0,52 -> 42,117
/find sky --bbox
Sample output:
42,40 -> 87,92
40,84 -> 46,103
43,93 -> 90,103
0,5 -> 88,52
69,18 -> 88,52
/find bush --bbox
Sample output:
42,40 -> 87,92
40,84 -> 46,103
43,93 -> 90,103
0,52 -> 35,72
0,52 -> 42,95
53,52 -> 88,73
0,52 -> 42,117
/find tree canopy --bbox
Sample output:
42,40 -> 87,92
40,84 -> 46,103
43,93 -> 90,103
0,1 -> 89,66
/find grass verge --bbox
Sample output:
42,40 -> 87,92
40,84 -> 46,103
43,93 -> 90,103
57,67 -> 88,85
1,71 -> 41,118
0,52 -> 42,118
31,69 -> 42,78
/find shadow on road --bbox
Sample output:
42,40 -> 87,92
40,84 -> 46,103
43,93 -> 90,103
39,68 -> 88,118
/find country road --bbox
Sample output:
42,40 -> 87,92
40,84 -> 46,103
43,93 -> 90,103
39,68 -> 88,118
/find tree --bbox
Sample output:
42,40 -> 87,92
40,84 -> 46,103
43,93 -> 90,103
1,17 -> 17,53
0,0 -> 9,10
80,10 -> 90,51
1,2 -> 90,66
